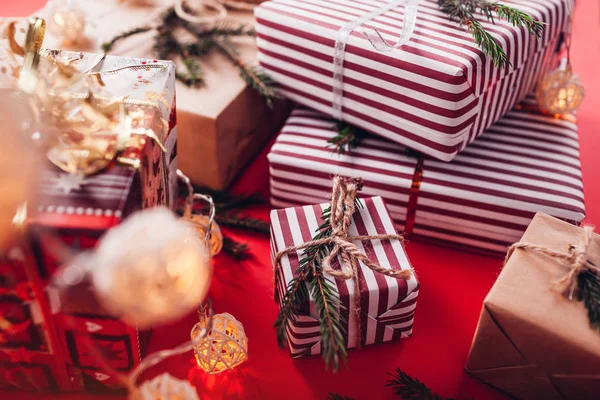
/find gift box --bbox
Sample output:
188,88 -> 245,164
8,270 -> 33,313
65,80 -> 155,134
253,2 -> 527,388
38,4 -> 293,189
268,95 -> 585,255
255,0 -> 569,161
270,194 -> 419,357
0,239 -> 72,392
466,213 -> 600,399
0,45 -> 175,392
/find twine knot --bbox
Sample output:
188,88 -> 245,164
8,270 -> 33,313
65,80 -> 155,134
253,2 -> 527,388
274,176 -> 411,347
505,225 -> 599,300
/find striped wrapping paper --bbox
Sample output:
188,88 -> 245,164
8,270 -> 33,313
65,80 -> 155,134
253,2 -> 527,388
268,98 -> 585,255
255,0 -> 569,161
270,196 -> 419,357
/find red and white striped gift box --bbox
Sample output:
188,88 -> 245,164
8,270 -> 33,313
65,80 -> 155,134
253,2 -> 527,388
268,98 -> 585,255
270,196 -> 419,357
255,0 -> 569,161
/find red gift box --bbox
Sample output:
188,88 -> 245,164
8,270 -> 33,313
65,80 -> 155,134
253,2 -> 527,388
0,49 -> 176,393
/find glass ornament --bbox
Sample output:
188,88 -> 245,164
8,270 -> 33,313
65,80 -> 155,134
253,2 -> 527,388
536,68 -> 585,115
91,207 -> 212,329
46,0 -> 87,45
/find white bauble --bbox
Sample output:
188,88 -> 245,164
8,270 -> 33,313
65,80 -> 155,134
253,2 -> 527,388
92,207 -> 212,328
130,374 -> 199,400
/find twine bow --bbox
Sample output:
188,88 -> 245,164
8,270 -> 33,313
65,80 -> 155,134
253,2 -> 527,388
505,225 -> 599,300
274,176 -> 411,346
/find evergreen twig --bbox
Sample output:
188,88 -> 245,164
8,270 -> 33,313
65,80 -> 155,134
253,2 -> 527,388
328,394 -> 354,400
329,122 -> 367,154
386,368 -> 448,400
437,0 -> 544,68
102,6 -> 278,105
213,37 -> 281,108
275,196 -> 363,371
101,26 -> 153,53
222,236 -> 252,260
577,268 -> 600,331
214,214 -> 270,234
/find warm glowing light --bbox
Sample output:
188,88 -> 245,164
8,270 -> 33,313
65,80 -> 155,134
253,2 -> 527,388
191,312 -> 248,374
130,373 -> 199,400
91,207 -> 212,329
185,214 -> 223,256
47,4 -> 86,44
536,69 -> 585,115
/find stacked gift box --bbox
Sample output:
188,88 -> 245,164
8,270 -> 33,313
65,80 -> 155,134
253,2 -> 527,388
257,0 -> 585,256
0,49 -> 177,392
259,0 -> 594,396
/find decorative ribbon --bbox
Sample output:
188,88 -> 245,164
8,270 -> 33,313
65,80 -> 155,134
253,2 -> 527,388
274,176 -> 412,346
332,0 -> 421,120
16,18 -> 169,178
505,225 -> 599,300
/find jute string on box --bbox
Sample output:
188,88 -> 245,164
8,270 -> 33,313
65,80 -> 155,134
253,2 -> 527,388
274,176 -> 412,347
505,225 -> 599,300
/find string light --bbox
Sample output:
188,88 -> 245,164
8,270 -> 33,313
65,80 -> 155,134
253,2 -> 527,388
536,4 -> 584,115
130,373 -> 199,400
46,0 -> 87,45
191,302 -> 248,374
91,207 -> 212,329
178,170 -> 223,256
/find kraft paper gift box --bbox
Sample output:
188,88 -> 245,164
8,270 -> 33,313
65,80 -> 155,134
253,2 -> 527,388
36,4 -> 293,189
268,95 -> 585,255
270,196 -> 419,357
466,213 -> 600,400
255,0 -> 569,161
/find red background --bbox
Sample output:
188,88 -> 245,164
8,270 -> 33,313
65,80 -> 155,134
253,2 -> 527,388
1,0 -> 599,399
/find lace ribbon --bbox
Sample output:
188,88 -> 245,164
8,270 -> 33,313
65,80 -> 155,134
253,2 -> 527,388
332,0 -> 421,120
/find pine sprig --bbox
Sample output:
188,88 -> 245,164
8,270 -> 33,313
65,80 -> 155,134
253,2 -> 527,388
577,268 -> 600,331
213,38 -> 281,108
101,26 -> 153,53
329,122 -> 366,154
437,0 -> 544,68
328,394 -> 354,400
386,368 -> 447,400
102,6 -> 278,105
275,196 -> 363,372
214,214 -> 270,234
222,236 -> 251,260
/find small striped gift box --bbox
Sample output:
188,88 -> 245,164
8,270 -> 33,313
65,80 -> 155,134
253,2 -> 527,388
255,0 -> 569,161
268,99 -> 585,255
270,196 -> 419,357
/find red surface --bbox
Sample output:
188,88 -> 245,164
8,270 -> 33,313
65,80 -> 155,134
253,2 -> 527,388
2,1 -> 600,399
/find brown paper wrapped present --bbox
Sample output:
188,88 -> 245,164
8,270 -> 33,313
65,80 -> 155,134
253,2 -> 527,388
39,5 -> 292,189
466,213 -> 600,399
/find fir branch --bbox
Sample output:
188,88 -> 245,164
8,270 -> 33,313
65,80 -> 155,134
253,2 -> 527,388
577,269 -> 600,331
206,22 -> 255,37
329,122 -> 366,154
102,6 -> 278,100
437,0 -> 544,68
489,4 -> 545,37
275,196 -> 363,372
328,394 -> 354,400
386,368 -> 446,400
213,38 -> 281,108
222,236 -> 252,260
274,275 -> 310,347
101,26 -> 153,53
309,267 -> 347,371
214,214 -> 270,235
